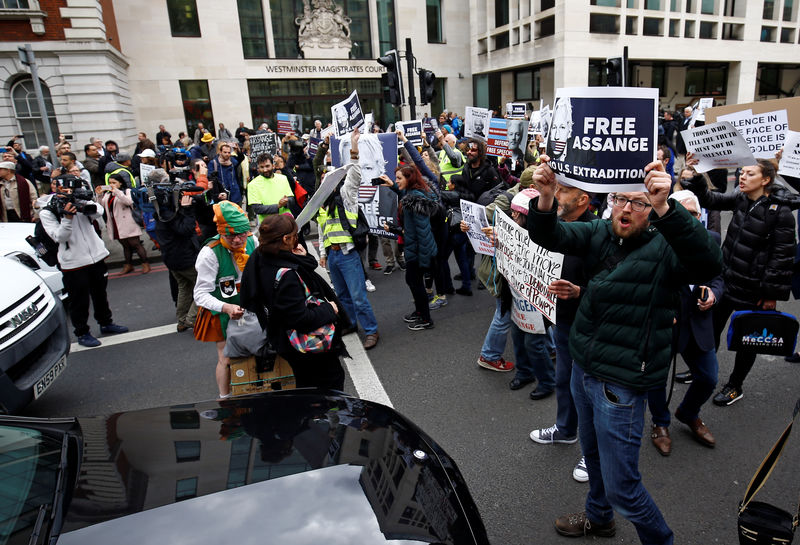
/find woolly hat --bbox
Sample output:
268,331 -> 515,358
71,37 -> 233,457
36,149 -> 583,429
213,201 -> 250,235
510,188 -> 541,215
519,165 -> 536,188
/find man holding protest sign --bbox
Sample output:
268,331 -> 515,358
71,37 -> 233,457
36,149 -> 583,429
528,154 -> 721,543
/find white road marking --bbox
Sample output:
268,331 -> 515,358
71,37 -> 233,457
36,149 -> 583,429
70,324 -> 176,354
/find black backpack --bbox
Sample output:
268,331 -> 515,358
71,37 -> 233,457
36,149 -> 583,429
27,220 -> 60,267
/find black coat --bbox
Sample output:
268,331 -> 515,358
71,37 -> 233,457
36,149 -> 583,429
451,160 -> 502,203
154,205 -> 200,271
240,251 -> 352,360
677,231 -> 724,352
689,179 -> 796,304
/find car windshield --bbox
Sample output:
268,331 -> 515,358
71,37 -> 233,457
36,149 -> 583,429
0,426 -> 62,545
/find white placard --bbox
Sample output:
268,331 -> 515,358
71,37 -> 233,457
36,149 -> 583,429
510,288 -> 546,334
717,108 -> 789,159
680,121 -> 757,173
459,200 -> 494,256
464,107 -> 490,139
778,130 -> 800,179
139,163 -> 155,186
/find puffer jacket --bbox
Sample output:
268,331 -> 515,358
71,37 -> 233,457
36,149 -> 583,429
688,178 -> 796,304
528,198 -> 722,391
399,188 -> 439,268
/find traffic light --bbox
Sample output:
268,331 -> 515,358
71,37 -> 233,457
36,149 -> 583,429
419,69 -> 436,105
377,50 -> 403,106
605,57 -> 625,87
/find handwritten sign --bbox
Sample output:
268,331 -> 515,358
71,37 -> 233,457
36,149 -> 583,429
249,132 -> 279,162
460,200 -> 494,256
495,212 -> 563,323
680,121 -> 756,172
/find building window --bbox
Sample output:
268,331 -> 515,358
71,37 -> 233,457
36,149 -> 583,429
724,0 -> 744,15
780,27 -> 794,41
626,16 -> 637,34
651,62 -> 667,96
645,0 -> 661,9
590,13 -> 619,34
684,64 -> 727,95
758,65 -> 781,94
540,0 -> 555,9
669,18 -> 680,35
699,21 -> 716,37
431,78 -> 446,116
344,0 -> 372,59
176,477 -> 198,501
237,0 -> 267,58
591,0 -> 619,5
686,0 -> 693,11
670,0 -> 679,10
175,441 -> 201,463
376,0 -> 396,53
721,22 -> 744,39
11,78 -> 59,150
179,80 -> 215,139
170,410 -> 200,429
538,15 -> 555,37
783,0 -> 794,21
496,0 -> 509,26
700,0 -> 715,13
426,0 -> 443,43
643,17 -> 662,35
515,68 -> 542,100
167,0 -> 201,37
763,0 -> 776,18
685,19 -> 695,36
588,59 -> 609,86
494,31 -> 509,49
760,25 -> 776,40
1,0 -> 31,7
271,0 -> 302,58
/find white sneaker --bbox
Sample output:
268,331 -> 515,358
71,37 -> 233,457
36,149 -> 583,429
365,279 -> 376,292
529,424 -> 578,444
573,456 -> 588,483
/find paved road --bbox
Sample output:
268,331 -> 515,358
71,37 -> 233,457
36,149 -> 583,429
24,241 -> 800,545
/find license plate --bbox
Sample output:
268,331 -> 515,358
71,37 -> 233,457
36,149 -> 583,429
34,355 -> 67,399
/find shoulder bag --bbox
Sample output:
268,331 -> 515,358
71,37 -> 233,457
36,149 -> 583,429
275,268 -> 335,353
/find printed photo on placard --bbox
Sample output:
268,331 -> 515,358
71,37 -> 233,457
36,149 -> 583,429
331,90 -> 365,138
465,107 -> 490,139
277,113 -> 303,135
397,120 -> 424,147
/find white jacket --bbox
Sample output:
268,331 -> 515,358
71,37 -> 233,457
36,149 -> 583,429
40,204 -> 109,270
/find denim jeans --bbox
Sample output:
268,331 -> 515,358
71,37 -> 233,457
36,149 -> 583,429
571,363 -> 674,545
327,249 -> 378,334
554,322 -> 578,437
510,325 -> 555,389
480,299 -> 511,361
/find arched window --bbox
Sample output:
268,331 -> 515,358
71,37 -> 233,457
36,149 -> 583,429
11,77 -> 59,149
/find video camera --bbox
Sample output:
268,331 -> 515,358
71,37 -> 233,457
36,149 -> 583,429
47,175 -> 97,217
147,176 -> 205,221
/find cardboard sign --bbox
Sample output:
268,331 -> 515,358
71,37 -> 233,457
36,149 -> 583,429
706,97 -> 800,160
249,132 -> 280,163
396,120 -> 424,147
460,200 -> 494,256
680,121 -> 756,173
494,212 -> 563,324
486,118 -> 510,158
506,102 -> 527,120
545,87 -> 658,193
277,112 -> 302,135
331,90 -> 365,138
464,107 -> 490,139
778,130 -> 800,179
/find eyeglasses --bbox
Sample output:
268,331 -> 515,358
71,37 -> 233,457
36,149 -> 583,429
611,195 -> 652,212
224,233 -> 248,241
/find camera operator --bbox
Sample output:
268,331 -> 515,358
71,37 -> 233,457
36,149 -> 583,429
40,175 -> 128,347
149,168 -> 201,332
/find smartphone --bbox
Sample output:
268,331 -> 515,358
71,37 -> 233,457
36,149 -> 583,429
370,177 -> 383,186
100,185 -> 112,192
64,134 -> 74,141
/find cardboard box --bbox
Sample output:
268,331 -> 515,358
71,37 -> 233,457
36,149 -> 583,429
229,355 -> 296,395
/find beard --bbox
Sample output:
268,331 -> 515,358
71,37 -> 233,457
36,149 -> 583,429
611,214 -> 647,239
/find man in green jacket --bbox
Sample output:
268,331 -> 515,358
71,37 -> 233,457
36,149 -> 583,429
528,156 -> 722,544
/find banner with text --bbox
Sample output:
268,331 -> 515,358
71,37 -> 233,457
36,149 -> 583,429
486,118 -> 511,158
249,133 -> 280,163
277,113 -> 303,135
460,200 -> 494,256
495,212 -> 563,323
396,120 -> 424,147
680,121 -> 756,173
331,90 -> 365,138
707,97 -> 800,160
464,107 -> 491,139
545,87 -> 658,193
506,102 -> 527,119
778,130 -> 800,179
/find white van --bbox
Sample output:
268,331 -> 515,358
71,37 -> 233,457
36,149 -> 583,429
0,255 -> 70,413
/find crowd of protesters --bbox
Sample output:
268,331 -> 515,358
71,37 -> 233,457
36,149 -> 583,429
2,101 -> 799,543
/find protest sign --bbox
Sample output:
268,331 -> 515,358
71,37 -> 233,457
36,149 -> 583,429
277,112 -> 302,135
506,102 -> 527,119
510,289 -> 546,334
465,107 -> 490,139
778,130 -> 800,179
528,110 -> 542,135
423,117 -> 438,145
321,125 -> 336,139
494,212 -> 563,323
694,97 -> 713,123
396,120 -> 424,146
707,97 -> 800,160
331,90 -> 365,138
331,132 -> 399,237
486,118 -> 510,158
544,87 -> 658,193
307,137 -> 321,159
460,200 -> 494,256
294,164 -> 350,228
249,132 -> 280,162
506,118 -> 528,168
680,121 -> 756,173
139,163 -> 155,186
364,112 -> 374,134
540,105 -> 552,142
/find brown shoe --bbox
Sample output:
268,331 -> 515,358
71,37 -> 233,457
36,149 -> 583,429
363,332 -> 379,350
554,511 -> 616,538
651,425 -> 672,456
141,262 -> 151,274
120,263 -> 134,275
685,417 -> 716,448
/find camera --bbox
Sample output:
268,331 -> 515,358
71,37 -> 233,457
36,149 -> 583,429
47,187 -> 97,217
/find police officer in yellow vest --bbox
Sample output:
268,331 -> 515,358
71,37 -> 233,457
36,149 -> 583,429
104,152 -> 136,187
436,131 -> 464,189
247,153 -> 295,225
317,128 -> 380,350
